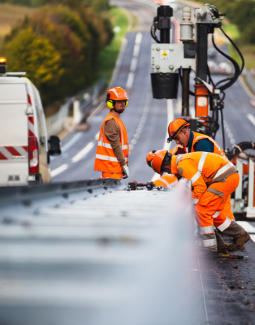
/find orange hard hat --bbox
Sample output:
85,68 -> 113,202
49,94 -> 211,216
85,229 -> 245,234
146,150 -> 170,175
106,87 -> 129,101
169,145 -> 187,155
167,118 -> 190,143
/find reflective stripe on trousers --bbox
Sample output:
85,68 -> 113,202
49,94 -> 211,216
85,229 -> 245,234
213,162 -> 234,180
203,238 -> 217,248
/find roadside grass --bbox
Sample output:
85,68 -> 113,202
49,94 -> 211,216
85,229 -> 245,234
0,4 -> 36,48
96,6 -> 129,83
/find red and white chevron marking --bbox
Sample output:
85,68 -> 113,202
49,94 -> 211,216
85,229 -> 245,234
0,146 -> 28,160
28,116 -> 35,137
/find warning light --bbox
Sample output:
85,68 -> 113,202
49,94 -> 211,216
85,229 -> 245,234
0,57 -> 6,74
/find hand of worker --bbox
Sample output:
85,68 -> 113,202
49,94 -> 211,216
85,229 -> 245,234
122,164 -> 129,179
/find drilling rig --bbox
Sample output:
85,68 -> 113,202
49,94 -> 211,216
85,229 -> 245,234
150,4 -> 255,220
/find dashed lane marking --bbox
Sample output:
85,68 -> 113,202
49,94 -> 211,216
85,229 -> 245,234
247,113 -> 255,126
61,133 -> 83,153
95,132 -> 99,140
51,164 -> 68,177
126,72 -> 134,89
72,142 -> 95,163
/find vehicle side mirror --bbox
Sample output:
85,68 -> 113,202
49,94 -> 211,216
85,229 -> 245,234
48,136 -> 61,156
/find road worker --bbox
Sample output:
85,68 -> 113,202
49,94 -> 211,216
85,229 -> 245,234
147,145 -> 186,188
168,118 -> 236,246
94,87 -> 129,179
146,150 -> 250,253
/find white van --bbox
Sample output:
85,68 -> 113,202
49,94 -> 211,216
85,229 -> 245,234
0,58 -> 61,186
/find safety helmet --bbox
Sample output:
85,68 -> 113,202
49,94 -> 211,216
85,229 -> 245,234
169,145 -> 187,155
146,150 -> 170,175
106,87 -> 129,109
167,118 -> 190,143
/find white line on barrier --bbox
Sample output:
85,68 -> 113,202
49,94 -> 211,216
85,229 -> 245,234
51,164 -> 68,177
247,113 -> 255,126
72,142 -> 95,163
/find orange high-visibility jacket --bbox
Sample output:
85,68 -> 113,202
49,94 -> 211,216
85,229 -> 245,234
171,152 -> 237,204
191,132 -> 225,157
153,174 -> 178,188
94,113 -> 129,173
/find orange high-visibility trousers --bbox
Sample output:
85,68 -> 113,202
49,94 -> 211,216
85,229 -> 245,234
102,172 -> 123,179
224,196 -> 235,220
195,172 -> 239,234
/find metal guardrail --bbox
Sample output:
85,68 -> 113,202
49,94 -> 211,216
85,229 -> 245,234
0,179 -> 198,325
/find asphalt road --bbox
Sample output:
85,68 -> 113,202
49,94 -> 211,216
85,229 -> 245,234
49,1 -> 255,323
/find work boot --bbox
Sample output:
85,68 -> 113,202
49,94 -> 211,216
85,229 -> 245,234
227,232 -> 250,252
217,245 -> 228,254
225,243 -> 245,252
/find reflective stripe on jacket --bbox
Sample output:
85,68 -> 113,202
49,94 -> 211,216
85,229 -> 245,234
153,174 -> 178,188
171,152 -> 237,204
94,113 -> 129,173
191,132 -> 225,157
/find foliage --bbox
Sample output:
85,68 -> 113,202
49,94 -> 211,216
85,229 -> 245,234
1,3 -> 113,104
202,0 -> 255,45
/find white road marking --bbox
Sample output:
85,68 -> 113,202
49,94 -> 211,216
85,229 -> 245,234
126,72 -> 134,89
223,119 -> 236,146
237,221 -> 255,242
61,133 -> 83,153
151,100 -> 174,182
51,164 -> 68,177
95,131 -> 100,140
190,106 -> 195,118
135,32 -> 142,44
133,44 -> 140,57
247,113 -> 255,126
130,57 -> 137,72
72,142 -> 95,163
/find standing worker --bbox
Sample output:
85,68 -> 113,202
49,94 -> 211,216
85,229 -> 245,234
146,150 -> 250,253
94,87 -> 129,179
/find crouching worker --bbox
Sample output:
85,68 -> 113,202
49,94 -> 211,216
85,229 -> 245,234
146,150 -> 250,253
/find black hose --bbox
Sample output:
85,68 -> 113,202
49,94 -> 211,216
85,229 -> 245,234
179,69 -> 195,96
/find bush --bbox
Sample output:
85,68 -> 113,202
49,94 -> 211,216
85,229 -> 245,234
2,3 -> 113,104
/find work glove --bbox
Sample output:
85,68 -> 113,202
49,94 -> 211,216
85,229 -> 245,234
122,164 -> 129,179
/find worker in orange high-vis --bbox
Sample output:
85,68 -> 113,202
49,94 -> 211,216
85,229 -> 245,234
147,146 -> 186,188
167,118 -> 236,245
94,87 -> 129,179
146,150 -> 250,253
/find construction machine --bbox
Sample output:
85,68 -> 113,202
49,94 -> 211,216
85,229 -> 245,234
150,3 -> 255,220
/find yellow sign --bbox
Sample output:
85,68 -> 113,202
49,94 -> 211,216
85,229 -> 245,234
160,50 -> 169,60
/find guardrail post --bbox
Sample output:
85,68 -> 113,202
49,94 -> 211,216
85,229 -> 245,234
247,158 -> 255,218
234,158 -> 243,213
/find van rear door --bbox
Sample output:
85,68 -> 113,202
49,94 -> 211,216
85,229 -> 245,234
0,79 -> 29,186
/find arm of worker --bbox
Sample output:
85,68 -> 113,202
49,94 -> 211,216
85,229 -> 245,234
104,119 -> 126,167
194,139 -> 214,152
177,160 -> 207,204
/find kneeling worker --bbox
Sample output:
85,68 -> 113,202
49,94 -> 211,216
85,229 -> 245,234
94,87 -> 129,179
146,150 -> 250,253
